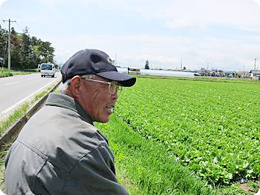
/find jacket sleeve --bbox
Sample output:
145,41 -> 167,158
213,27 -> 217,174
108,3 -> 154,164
33,144 -> 129,195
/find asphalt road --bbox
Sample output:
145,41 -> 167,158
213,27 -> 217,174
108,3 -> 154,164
0,72 -> 61,116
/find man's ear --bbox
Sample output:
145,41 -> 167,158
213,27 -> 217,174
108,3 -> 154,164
69,76 -> 81,98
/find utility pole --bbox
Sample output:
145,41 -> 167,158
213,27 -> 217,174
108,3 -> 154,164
3,19 -> 16,71
254,58 -> 257,70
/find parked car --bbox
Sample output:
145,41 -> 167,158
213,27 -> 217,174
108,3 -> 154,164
40,63 -> 55,77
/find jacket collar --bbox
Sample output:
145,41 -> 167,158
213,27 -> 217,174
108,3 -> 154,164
45,93 -> 93,125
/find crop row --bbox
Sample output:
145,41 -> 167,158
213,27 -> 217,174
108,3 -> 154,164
115,78 -> 260,185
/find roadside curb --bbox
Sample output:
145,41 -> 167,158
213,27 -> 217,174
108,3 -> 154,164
0,78 -> 61,151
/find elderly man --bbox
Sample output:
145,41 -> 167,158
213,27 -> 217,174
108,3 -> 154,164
5,49 -> 136,194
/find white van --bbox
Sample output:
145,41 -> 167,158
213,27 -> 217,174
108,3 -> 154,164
40,63 -> 55,77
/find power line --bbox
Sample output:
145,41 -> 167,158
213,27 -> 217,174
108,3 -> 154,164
3,19 -> 16,70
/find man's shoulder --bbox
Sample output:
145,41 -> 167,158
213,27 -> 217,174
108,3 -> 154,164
17,106 -> 108,167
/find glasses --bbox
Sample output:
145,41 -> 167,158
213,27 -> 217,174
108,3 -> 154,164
81,77 -> 122,94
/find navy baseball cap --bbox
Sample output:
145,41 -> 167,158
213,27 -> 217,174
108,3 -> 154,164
61,49 -> 136,87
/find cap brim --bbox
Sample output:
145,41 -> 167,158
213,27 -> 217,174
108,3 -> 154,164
96,71 -> 136,87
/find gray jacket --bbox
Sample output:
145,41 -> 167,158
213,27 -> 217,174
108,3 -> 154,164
5,93 -> 128,195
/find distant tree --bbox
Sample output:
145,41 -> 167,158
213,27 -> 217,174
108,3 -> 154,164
10,27 -> 24,69
21,27 -> 34,69
145,60 -> 150,69
0,25 -> 8,61
1,25 -> 55,70
31,36 -> 42,66
39,41 -> 54,63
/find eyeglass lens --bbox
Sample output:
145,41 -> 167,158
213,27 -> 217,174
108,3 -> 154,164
109,82 -> 122,94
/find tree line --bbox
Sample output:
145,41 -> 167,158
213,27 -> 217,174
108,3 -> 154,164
0,25 -> 55,70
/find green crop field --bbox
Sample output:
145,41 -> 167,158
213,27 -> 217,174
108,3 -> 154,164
96,77 -> 260,195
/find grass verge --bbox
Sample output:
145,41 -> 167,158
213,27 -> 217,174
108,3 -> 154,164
96,115 -> 218,195
0,85 -> 57,192
0,90 -> 47,135
0,68 -> 37,78
96,114 -> 259,194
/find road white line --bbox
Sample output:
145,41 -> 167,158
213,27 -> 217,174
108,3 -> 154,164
0,78 -> 60,117
5,81 -> 20,86
26,78 -> 34,81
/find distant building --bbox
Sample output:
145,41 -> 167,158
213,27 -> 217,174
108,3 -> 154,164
250,70 -> 260,76
250,70 -> 260,80
128,67 -> 140,74
236,71 -> 250,78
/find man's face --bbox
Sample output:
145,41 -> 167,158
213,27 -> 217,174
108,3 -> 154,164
77,76 -> 119,123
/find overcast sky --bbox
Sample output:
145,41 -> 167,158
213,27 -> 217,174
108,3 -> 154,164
0,0 -> 260,71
